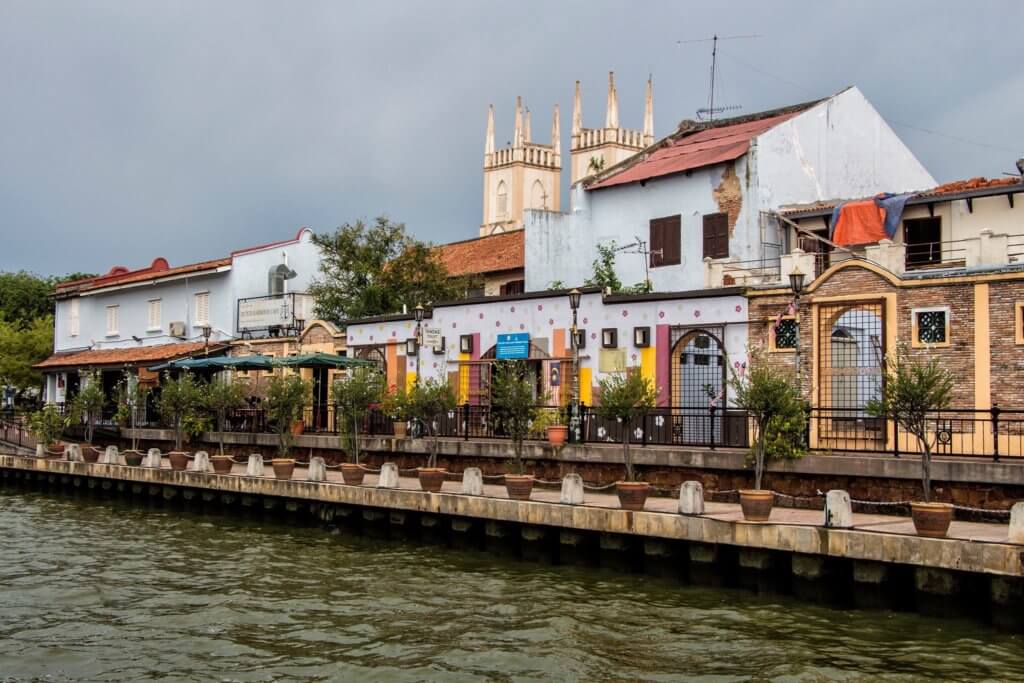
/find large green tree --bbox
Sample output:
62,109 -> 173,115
308,216 -> 466,322
0,315 -> 53,395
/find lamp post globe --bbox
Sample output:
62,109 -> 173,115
788,268 -> 806,296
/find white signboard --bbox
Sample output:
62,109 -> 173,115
422,327 -> 442,349
238,294 -> 313,331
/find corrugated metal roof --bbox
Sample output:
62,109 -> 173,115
588,110 -> 805,190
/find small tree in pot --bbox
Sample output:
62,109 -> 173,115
69,370 -> 104,451
491,360 -> 545,500
265,373 -> 310,480
728,351 -> 806,521
114,373 -> 151,465
866,346 -> 955,537
203,375 -> 247,473
406,377 -> 457,493
156,371 -> 203,470
28,404 -> 67,454
595,370 -> 657,511
331,366 -> 385,485
381,384 -> 411,438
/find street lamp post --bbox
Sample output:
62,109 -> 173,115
788,268 -> 806,393
413,304 -> 425,386
568,288 -> 582,442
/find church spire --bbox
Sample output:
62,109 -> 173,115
643,76 -> 654,144
605,71 -> 619,129
524,107 -> 532,143
572,80 -> 582,136
513,96 -> 524,148
551,104 -> 560,153
485,104 -> 495,156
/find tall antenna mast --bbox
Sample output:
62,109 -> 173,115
677,33 -> 761,122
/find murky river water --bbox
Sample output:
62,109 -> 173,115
1,489 -> 1022,682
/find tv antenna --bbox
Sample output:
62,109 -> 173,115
677,33 -> 761,121
615,237 -> 659,290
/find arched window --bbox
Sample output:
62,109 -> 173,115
268,264 -> 297,296
496,181 -> 508,219
531,179 -> 546,209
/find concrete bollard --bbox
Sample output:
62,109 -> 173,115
36,444 -> 46,458
144,448 -> 163,468
560,473 -> 584,505
824,490 -> 854,528
462,467 -> 483,495
378,462 -> 399,488
1010,502 -> 1024,545
679,481 -> 705,515
246,454 -> 264,477
65,444 -> 84,462
101,445 -> 125,466
191,451 -> 212,473
307,457 -> 327,482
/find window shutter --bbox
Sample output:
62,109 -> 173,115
106,306 -> 118,335
703,213 -> 729,259
148,300 -> 161,330
664,215 -> 681,265
649,218 -> 664,267
69,299 -> 80,337
195,292 -> 210,325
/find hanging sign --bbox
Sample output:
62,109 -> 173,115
496,333 -> 530,360
422,327 -> 442,349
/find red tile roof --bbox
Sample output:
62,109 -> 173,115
780,177 -> 1024,217
588,103 -> 818,191
33,341 -> 223,370
434,230 -> 525,277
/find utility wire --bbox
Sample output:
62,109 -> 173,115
717,48 -> 1018,155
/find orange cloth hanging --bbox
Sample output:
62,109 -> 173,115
831,199 -> 887,247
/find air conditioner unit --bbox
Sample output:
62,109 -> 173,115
169,321 -> 187,338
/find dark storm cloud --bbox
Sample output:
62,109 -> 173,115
1,0 -> 1021,275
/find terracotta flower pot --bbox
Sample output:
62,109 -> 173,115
83,448 -> 100,464
417,467 -> 447,493
910,501 -> 953,538
739,489 -> 775,521
168,452 -> 189,471
616,481 -> 651,511
393,421 -> 407,438
505,474 -> 535,501
123,451 -> 144,467
272,458 -> 296,480
547,425 -> 568,447
210,455 -> 233,474
290,420 -> 305,436
340,463 -> 365,486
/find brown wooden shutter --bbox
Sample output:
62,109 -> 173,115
702,213 -> 729,259
649,218 -> 664,268
663,215 -> 681,265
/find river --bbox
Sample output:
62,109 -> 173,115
1,489 -> 1022,682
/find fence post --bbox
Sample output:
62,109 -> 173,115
891,412 -> 900,458
991,403 -> 1001,462
709,404 -> 717,451
641,411 -> 648,447
803,405 -> 812,450
463,402 -> 470,441
579,402 -> 587,444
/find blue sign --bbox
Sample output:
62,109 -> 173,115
496,333 -> 530,360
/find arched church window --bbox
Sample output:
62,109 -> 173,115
531,179 -> 547,209
496,181 -> 508,218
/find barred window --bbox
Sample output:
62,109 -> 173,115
914,308 -> 948,346
774,318 -> 798,349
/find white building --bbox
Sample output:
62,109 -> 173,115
38,228 -> 320,404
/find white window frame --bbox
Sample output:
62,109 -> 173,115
69,299 -> 80,337
194,291 -> 210,326
106,305 -> 119,337
147,299 -> 162,332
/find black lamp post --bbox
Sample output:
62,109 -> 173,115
568,288 -> 582,442
413,304 -> 425,385
201,325 -> 212,356
788,268 -> 806,389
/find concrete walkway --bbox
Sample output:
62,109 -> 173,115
178,457 -> 1015,545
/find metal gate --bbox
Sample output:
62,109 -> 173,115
670,329 -> 726,445
816,301 -> 885,448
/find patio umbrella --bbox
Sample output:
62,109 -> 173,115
272,352 -> 376,369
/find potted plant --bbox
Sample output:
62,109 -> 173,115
114,372 -> 150,466
545,406 -> 569,447
381,385 -> 411,438
331,366 -> 385,486
867,346 -> 955,538
202,375 -> 247,474
266,373 -> 311,480
69,370 -> 104,458
729,350 -> 806,521
27,404 -> 67,456
156,371 -> 203,471
491,360 -> 545,500
406,378 -> 457,492
595,370 -> 657,511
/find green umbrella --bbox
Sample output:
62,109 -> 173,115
272,352 -> 376,369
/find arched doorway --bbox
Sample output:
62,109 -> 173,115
670,328 -> 727,445
816,301 -> 885,448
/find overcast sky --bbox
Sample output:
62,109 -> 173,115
1,1 -> 1021,276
